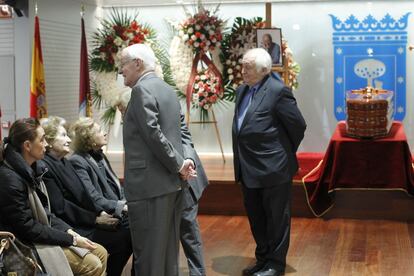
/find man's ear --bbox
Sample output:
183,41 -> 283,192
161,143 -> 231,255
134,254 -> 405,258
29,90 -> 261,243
135,59 -> 143,68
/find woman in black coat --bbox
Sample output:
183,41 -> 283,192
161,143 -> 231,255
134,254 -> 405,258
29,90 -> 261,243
40,116 -> 132,276
0,118 -> 107,276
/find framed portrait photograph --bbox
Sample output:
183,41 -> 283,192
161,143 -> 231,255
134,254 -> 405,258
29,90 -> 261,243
0,5 -> 12,19
256,28 -> 283,67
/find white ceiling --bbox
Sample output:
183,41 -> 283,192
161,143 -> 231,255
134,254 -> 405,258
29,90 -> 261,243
65,0 -> 396,9
82,0 -> 318,8
101,0 -> 264,7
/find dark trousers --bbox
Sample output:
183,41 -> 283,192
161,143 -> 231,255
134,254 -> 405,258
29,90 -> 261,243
128,190 -> 182,276
241,181 -> 292,272
90,225 -> 133,276
180,202 -> 205,276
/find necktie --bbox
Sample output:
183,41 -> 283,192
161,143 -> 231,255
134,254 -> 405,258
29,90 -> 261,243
237,86 -> 256,130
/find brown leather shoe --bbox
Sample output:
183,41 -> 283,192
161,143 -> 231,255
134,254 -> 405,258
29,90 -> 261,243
242,262 -> 265,276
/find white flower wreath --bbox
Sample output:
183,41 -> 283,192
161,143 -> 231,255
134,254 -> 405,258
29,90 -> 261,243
93,50 -> 163,110
169,36 -> 223,96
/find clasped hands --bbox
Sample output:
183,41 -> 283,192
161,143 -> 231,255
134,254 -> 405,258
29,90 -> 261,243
96,211 -> 120,225
179,159 -> 197,181
67,229 -> 97,250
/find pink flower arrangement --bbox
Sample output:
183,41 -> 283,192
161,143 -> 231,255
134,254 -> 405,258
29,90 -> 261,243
179,10 -> 224,54
192,70 -> 224,110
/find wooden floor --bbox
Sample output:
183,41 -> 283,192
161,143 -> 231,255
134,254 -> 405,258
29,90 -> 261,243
188,216 -> 414,276
120,215 -> 414,276
112,153 -> 414,275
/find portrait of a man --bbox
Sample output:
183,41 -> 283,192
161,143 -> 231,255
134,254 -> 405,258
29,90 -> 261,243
257,28 -> 283,66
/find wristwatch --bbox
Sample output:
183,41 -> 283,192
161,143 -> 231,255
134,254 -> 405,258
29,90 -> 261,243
72,235 -> 78,246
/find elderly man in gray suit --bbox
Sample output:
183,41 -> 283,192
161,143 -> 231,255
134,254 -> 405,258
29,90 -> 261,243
120,43 -> 197,276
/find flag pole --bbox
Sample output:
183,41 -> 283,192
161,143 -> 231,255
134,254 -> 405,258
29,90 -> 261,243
80,3 -> 85,17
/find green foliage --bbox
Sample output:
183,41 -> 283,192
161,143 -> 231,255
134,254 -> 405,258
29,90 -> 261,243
220,17 -> 265,96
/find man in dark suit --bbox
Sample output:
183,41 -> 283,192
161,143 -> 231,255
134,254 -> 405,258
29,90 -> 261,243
179,113 -> 208,276
262,34 -> 281,65
232,48 -> 306,276
120,43 -> 196,276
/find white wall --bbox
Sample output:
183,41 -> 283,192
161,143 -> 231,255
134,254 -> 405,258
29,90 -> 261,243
0,19 -> 15,137
5,1 -> 414,154
105,1 -> 414,154
8,0 -> 100,125
14,14 -> 30,120
34,0 -> 101,123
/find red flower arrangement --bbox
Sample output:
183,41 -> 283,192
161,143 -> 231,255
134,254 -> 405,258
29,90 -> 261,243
91,9 -> 153,73
175,7 -> 225,115
90,9 -> 165,125
179,9 -> 224,54
192,70 -> 224,110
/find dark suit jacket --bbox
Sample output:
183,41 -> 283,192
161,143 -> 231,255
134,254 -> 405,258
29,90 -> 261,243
40,153 -> 99,237
69,152 -> 125,218
269,42 -> 281,64
232,74 -> 306,188
179,113 -> 208,208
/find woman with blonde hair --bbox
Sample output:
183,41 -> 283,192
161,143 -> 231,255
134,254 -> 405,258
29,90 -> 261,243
69,117 -> 133,276
40,116 -> 133,276
0,118 -> 107,276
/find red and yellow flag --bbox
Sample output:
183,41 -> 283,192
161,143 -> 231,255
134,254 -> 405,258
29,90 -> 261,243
30,16 -> 47,118
79,17 -> 92,117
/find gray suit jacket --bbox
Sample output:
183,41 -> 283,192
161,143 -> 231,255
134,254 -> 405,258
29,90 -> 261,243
123,73 -> 188,201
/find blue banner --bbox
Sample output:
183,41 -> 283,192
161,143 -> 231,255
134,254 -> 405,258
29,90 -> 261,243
330,13 -> 410,121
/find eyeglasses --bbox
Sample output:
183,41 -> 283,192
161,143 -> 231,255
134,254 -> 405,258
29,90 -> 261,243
119,58 -> 137,69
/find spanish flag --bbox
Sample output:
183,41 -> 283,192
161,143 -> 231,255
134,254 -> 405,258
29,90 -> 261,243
30,16 -> 47,118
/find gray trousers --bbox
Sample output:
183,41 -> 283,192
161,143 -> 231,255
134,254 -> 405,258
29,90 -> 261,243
180,202 -> 206,276
128,190 -> 182,276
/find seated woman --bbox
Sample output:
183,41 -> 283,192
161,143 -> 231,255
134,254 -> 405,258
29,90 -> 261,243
0,118 -> 107,276
69,117 -> 127,218
40,116 -> 132,276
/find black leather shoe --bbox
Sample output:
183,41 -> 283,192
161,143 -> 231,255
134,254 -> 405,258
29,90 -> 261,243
252,268 -> 283,276
242,262 -> 265,275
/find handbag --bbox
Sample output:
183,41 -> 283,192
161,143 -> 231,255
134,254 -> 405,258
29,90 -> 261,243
0,231 -> 40,276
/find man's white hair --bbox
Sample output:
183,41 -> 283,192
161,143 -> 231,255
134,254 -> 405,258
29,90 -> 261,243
122,43 -> 156,71
243,48 -> 272,74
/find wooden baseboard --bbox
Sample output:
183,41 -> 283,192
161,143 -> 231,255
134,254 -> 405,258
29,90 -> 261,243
198,181 -> 314,217
199,180 -> 414,220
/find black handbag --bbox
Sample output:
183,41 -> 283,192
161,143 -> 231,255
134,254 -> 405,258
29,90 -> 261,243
0,231 -> 40,276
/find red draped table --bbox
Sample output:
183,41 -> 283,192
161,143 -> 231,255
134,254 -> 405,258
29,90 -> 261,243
303,121 -> 414,217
